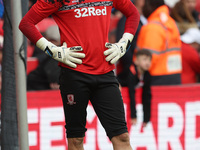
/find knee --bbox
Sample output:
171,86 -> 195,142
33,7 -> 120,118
112,132 -> 130,143
117,133 -> 130,142
73,137 -> 84,146
69,137 -> 84,147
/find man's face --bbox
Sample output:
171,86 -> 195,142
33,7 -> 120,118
134,0 -> 145,14
135,0 -> 145,9
184,0 -> 197,12
135,55 -> 152,71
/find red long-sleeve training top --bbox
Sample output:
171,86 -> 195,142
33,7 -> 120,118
19,0 -> 140,75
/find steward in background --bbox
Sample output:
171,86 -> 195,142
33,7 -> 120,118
136,0 -> 182,85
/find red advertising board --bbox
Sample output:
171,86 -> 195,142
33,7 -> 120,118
27,84 -> 200,150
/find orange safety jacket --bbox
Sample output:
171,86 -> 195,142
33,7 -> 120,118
135,5 -> 182,85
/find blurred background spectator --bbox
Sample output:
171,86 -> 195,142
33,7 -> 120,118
136,0 -> 182,85
27,25 -> 61,91
171,0 -> 199,35
180,28 -> 200,84
116,0 -> 147,87
128,50 -> 152,127
183,0 -> 200,23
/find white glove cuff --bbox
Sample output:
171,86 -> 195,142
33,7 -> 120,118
120,32 -> 134,43
36,37 -> 49,51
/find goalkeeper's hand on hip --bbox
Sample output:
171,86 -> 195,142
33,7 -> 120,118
104,33 -> 134,64
36,37 -> 85,68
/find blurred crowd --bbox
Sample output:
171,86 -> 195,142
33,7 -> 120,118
0,0 -> 200,92
113,0 -> 200,87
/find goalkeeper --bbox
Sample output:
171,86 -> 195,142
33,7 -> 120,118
19,0 -> 139,149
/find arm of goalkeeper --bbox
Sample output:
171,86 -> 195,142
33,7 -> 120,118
104,33 -> 134,64
36,37 -> 85,68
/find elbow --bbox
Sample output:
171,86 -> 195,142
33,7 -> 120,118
136,9 -> 140,22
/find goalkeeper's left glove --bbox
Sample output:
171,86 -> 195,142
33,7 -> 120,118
104,33 -> 134,64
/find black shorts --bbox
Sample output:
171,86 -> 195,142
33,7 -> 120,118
59,67 -> 128,140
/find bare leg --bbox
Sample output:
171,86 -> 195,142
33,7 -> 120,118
111,132 -> 132,150
67,137 -> 84,150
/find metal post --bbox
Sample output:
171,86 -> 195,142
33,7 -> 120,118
10,0 -> 29,149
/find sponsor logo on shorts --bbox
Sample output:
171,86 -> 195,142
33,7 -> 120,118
67,94 -> 76,105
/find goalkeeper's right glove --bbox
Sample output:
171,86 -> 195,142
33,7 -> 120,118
36,37 -> 85,68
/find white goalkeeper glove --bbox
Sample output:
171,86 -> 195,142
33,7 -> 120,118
36,37 -> 85,68
104,33 -> 134,64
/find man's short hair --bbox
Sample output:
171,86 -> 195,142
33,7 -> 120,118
147,0 -> 165,8
136,49 -> 152,59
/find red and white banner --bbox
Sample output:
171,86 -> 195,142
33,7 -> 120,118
27,84 -> 200,150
